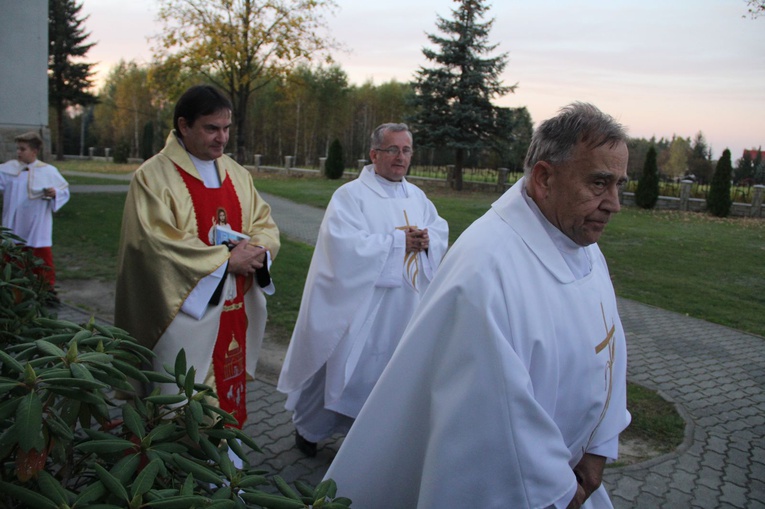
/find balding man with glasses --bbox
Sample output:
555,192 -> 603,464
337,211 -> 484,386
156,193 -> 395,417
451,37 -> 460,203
278,123 -> 449,457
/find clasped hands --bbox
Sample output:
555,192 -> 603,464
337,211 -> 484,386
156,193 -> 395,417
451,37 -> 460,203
405,227 -> 429,254
227,240 -> 268,276
566,453 -> 606,509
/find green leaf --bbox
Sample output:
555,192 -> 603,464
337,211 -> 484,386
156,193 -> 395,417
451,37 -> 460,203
37,470 -> 70,506
146,423 -> 178,443
121,403 -> 144,439
185,410 -> 200,443
0,348 -> 24,373
206,498 -> 236,508
174,350 -> 187,386
77,352 -> 114,363
112,453 -> 142,483
144,495 -> 211,508
95,463 -> 130,503
230,427 -> 262,454
131,458 -> 162,498
188,399 -> 204,423
0,481 -> 58,509
45,411 -> 74,442
41,377 -> 109,390
0,381 -> 21,393
172,453 -> 222,484
112,359 -> 150,384
227,438 -> 247,466
198,437 -> 221,463
274,476 -> 302,501
73,479 -> 107,505
184,366 -> 196,398
71,328 -> 94,343
34,339 -> 64,357
293,480 -> 315,497
70,361 -> 96,381
16,392 -> 44,451
145,394 -> 187,405
239,491 -> 305,509
142,370 -> 176,384
180,472 -> 195,496
75,438 -> 137,454
238,474 -> 269,488
0,423 -> 19,459
0,397 -> 22,421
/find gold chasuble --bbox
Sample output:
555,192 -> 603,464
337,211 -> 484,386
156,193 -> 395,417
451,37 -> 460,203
116,132 -> 280,430
177,166 -> 249,426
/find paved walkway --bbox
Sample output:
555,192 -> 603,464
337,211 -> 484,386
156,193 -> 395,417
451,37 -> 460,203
58,174 -> 765,508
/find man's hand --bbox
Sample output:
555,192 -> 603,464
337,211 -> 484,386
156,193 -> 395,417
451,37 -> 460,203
405,227 -> 429,253
43,187 -> 56,199
567,453 -> 606,508
227,241 -> 268,276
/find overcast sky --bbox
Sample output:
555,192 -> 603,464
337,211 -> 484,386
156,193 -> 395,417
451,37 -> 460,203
82,0 -> 765,161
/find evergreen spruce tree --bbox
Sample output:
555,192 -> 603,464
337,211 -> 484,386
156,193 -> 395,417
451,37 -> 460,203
325,138 -> 345,180
635,146 -> 660,209
707,149 -> 733,217
408,0 -> 516,191
49,0 -> 97,160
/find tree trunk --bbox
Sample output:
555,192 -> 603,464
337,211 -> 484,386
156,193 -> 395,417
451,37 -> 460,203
454,147 -> 465,191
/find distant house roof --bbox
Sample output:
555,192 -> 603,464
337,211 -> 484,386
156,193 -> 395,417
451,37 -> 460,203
743,149 -> 764,160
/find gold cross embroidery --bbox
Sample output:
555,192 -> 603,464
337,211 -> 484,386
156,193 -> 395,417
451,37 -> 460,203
585,302 -> 617,453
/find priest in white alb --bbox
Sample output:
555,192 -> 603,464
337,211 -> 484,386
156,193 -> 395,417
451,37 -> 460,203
324,103 -> 632,508
277,123 -> 448,457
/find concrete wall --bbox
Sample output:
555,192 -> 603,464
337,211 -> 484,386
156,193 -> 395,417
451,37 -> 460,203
0,0 -> 49,161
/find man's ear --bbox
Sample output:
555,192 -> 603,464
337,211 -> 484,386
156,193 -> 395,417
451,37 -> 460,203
177,117 -> 189,136
528,161 -> 554,200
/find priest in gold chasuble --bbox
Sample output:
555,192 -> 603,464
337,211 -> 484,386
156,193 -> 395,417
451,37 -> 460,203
116,86 -> 279,429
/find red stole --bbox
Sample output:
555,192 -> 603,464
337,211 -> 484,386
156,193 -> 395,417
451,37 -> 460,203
177,165 -> 249,428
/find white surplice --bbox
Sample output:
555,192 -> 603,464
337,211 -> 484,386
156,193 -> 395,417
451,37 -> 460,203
0,159 -> 69,247
277,165 -> 448,440
324,177 -> 630,509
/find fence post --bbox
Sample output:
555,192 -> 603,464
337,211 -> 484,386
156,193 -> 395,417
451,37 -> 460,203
680,180 -> 693,211
253,154 -> 261,172
319,157 -> 327,176
752,185 -> 765,218
357,159 -> 366,171
285,155 -> 293,169
88,147 -> 94,159
497,167 -> 509,193
104,148 -> 111,161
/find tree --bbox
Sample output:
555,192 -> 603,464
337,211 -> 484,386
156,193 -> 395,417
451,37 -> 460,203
635,146 -> 660,209
661,135 -> 691,180
687,131 -> 714,183
745,0 -> 765,18
48,0 -> 97,161
154,0 -> 336,163
734,151 -> 755,184
707,149 -> 733,217
325,138 -> 345,179
408,0 -> 516,191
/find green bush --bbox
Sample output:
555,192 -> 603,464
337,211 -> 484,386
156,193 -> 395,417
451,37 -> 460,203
112,142 -> 131,164
635,146 -> 659,209
707,149 -> 733,217
0,228 -> 351,508
325,139 -> 345,180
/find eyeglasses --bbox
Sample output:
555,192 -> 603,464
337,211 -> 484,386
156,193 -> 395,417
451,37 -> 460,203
374,146 -> 414,157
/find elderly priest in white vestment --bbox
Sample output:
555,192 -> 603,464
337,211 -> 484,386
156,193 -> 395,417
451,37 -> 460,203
277,123 -> 448,457
324,103 -> 632,509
